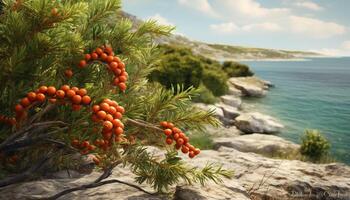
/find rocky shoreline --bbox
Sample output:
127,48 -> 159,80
1,77 -> 350,200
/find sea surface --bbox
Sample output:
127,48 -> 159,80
242,57 -> 350,164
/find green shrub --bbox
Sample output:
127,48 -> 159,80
222,61 -> 254,77
202,70 -> 228,96
192,84 -> 218,104
300,129 -> 331,161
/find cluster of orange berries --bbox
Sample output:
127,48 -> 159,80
14,85 -> 92,121
91,98 -> 125,142
71,139 -> 96,155
160,121 -> 200,158
0,115 -> 16,126
65,45 -> 128,92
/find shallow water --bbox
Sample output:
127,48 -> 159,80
242,57 -> 350,164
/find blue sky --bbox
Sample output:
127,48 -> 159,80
123,0 -> 350,55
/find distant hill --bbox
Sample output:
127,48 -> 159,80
121,11 -> 322,60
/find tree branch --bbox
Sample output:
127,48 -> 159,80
41,161 -> 153,200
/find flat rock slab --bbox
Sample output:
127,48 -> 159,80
235,112 -> 284,134
228,77 -> 271,97
213,134 -> 300,156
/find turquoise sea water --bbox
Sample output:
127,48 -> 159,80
242,57 -> 350,164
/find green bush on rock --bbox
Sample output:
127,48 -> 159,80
300,129 -> 331,161
148,45 -> 253,102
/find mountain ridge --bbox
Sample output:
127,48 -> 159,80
121,11 -> 322,60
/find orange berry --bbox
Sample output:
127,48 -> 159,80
91,52 -> 99,59
173,133 -> 180,140
189,151 -> 195,158
100,53 -> 107,61
60,85 -> 70,92
105,114 -> 114,122
114,112 -> 122,119
92,105 -> 100,113
105,46 -> 113,53
100,102 -> 110,112
78,60 -> 87,68
82,141 -> 90,148
109,62 -> 118,70
167,122 -> 174,129
164,129 -> 172,136
114,127 -> 124,135
113,77 -> 120,86
77,88 -> 87,96
64,69 -> 73,78
20,97 -> 31,107
97,110 -> 107,120
36,93 -> 46,102
121,71 -> 129,78
66,90 -> 76,98
119,76 -> 127,83
176,138 -> 184,145
112,119 -> 123,128
96,48 -> 103,55
85,54 -> 91,61
119,62 -> 125,68
113,56 -> 121,62
39,86 -> 48,93
109,100 -> 118,107
27,92 -> 37,102
15,104 -> 24,113
183,136 -> 189,144
172,127 -> 181,133
114,69 -> 122,76
106,56 -> 114,63
51,8 -> 59,16
72,95 -> 82,104
166,137 -> 173,145
47,86 -> 56,96
82,96 -> 91,105
179,132 -> 186,138
194,148 -> 200,155
160,121 -> 168,127
116,106 -> 125,114
118,82 -> 126,91
181,146 -> 189,154
56,90 -> 65,99
71,87 -> 79,92
108,106 -> 117,115
88,145 -> 96,151
103,121 -> 113,131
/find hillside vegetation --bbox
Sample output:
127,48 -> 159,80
149,45 -> 253,103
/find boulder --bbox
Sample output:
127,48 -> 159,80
181,147 -> 350,200
215,103 -> 241,119
194,103 -> 224,119
213,134 -> 300,156
227,86 -> 242,96
235,112 -> 284,134
220,95 -> 242,108
204,125 -> 242,138
228,77 -> 270,97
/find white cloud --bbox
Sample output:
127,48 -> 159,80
242,22 -> 282,32
209,22 -> 239,34
146,14 -> 174,26
289,16 -> 346,38
177,0 -> 218,17
220,0 -> 289,19
295,1 -> 323,11
342,41 -> 350,50
210,22 -> 282,34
